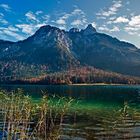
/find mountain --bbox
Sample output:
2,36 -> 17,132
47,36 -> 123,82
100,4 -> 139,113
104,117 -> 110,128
0,24 -> 140,83
68,24 -> 140,76
0,25 -> 79,70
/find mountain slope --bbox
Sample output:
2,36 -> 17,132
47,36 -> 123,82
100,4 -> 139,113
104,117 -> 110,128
0,24 -> 140,81
68,24 -> 140,76
0,25 -> 79,72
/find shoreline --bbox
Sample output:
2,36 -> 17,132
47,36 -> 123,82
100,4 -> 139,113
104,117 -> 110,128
68,83 -> 128,86
68,83 -> 125,86
0,83 -> 139,86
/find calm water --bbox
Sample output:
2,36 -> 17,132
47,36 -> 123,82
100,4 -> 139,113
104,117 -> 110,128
0,84 -> 140,139
0,84 -> 140,107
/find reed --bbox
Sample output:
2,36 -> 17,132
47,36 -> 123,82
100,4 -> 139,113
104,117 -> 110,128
0,89 -> 74,140
0,89 -> 139,140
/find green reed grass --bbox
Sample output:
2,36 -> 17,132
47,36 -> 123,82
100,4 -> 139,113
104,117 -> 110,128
0,89 -> 139,140
0,89 -> 74,140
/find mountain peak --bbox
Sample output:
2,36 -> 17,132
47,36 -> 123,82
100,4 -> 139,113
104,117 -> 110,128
36,25 -> 60,33
82,24 -> 97,35
25,24 -> 66,45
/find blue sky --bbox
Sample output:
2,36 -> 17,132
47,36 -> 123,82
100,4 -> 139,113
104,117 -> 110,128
0,0 -> 140,48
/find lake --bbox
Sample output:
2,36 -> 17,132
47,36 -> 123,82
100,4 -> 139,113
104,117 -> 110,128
0,84 -> 140,139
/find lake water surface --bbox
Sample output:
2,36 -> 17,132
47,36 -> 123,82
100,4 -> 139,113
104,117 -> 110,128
0,84 -> 140,139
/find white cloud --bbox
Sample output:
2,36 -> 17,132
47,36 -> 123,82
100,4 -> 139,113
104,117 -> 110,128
56,8 -> 87,28
56,13 -> 70,26
16,23 -> 46,35
71,19 -> 83,26
72,8 -> 87,21
54,14 -> 69,30
110,26 -> 120,32
113,17 -> 129,23
106,16 -> 129,25
25,11 -> 38,22
109,17 -> 116,20
98,26 -> 120,32
0,18 -> 8,24
70,8 -> 87,27
0,12 -> 8,24
0,26 -> 24,40
16,24 -> 35,35
128,31 -> 138,35
56,18 -> 66,25
123,15 -> 140,35
55,8 -> 87,30
129,15 -> 140,27
42,15 -> 50,23
16,11 -> 50,36
35,23 -> 46,28
107,16 -> 129,24
106,21 -> 112,24
8,26 -> 19,32
91,22 -> 97,28
71,8 -> 84,15
0,11 -> 49,41
3,30 -> 24,40
124,26 -> 139,32
96,0 -> 122,18
35,11 -> 43,15
0,4 -> 11,11
98,26 -> 110,32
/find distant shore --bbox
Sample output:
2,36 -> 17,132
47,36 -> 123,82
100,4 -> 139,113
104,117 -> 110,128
0,82 -> 138,86
68,83 -> 125,86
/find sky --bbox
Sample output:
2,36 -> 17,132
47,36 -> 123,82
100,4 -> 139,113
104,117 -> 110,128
0,0 -> 140,48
